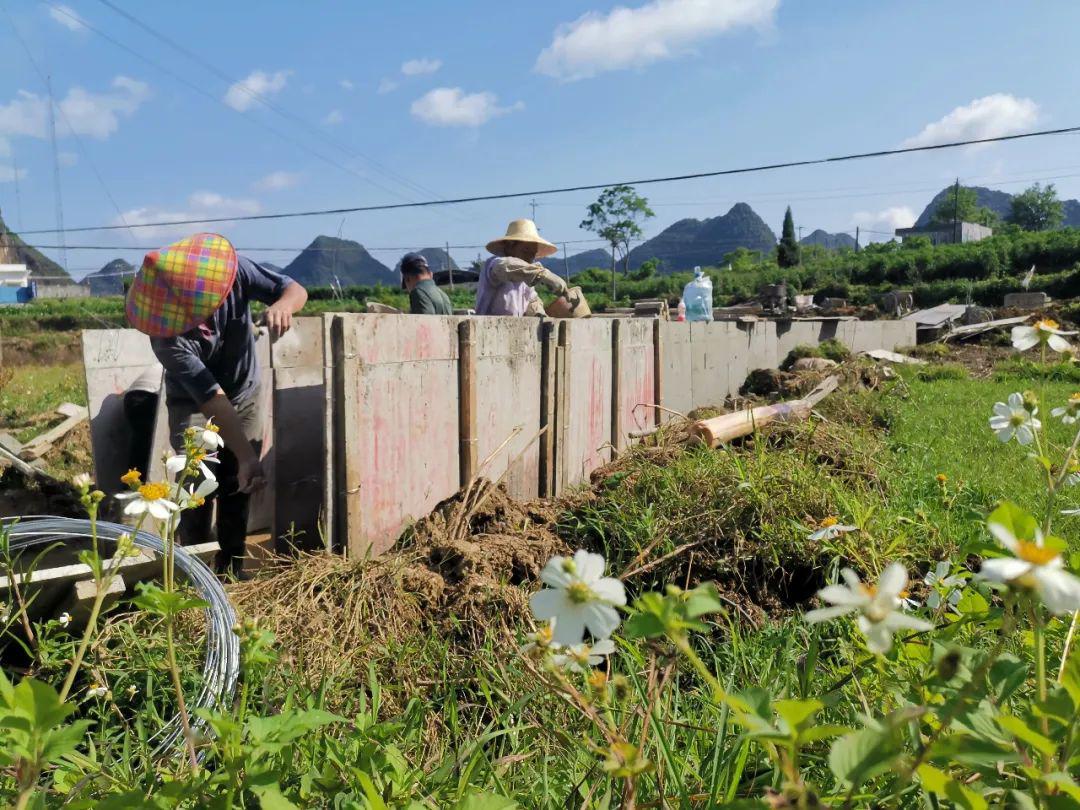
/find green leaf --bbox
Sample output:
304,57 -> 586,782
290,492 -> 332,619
1044,772 -> 1080,802
956,589 -> 989,616
989,655 -> 1028,703
927,734 -> 1017,766
916,764 -> 988,810
456,791 -> 518,810
997,715 -> 1058,756
683,582 -> 724,619
249,780 -> 299,810
12,677 -> 76,732
799,724 -> 852,743
828,728 -> 898,788
1062,643 -> 1080,708
131,583 -> 208,617
987,502 -> 1037,544
623,611 -> 665,640
774,698 -> 823,732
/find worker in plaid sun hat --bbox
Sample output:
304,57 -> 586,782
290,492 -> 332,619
127,232 -> 308,579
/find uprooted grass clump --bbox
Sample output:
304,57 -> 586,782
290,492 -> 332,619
230,479 -> 568,710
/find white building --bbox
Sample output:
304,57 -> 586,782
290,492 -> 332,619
0,263 -> 29,287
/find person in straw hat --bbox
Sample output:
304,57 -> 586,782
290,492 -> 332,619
126,233 -> 307,579
478,219 -> 579,316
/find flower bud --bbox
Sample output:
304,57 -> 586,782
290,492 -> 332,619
936,648 -> 961,681
611,674 -> 631,702
1022,390 -> 1039,413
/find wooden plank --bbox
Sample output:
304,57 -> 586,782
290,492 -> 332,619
271,317 -> 327,552
611,319 -> 622,454
658,321 -> 692,421
21,404 -> 88,458
58,575 -> 126,628
554,321 -> 570,495
335,314 -> 461,557
538,320 -> 556,498
458,319 -> 478,486
331,315 -> 360,555
470,317 -> 544,500
322,314 -> 337,552
652,319 -> 663,426
560,319 -> 613,488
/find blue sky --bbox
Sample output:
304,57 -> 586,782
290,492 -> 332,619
1,0 -> 1079,279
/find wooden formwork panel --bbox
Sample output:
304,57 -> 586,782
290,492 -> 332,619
613,319 -> 656,449
658,321 -> 693,421
82,329 -> 166,496
332,314 -> 461,557
556,319 -> 613,490
271,317 -> 328,551
741,320 -> 779,380
469,317 -> 545,500
688,321 -> 732,409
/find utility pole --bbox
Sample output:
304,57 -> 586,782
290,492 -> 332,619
529,198 -> 538,222
46,75 -> 67,274
561,242 -> 570,283
10,150 -> 22,231
445,241 -> 454,291
797,225 -> 803,266
952,177 -> 961,242
855,226 -> 860,251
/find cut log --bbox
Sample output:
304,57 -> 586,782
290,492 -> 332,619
690,376 -> 839,448
20,403 -> 89,460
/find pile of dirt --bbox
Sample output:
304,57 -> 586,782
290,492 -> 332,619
0,468 -> 83,519
230,479 -> 569,700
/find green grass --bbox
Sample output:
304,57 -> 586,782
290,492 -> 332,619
0,363 -> 87,438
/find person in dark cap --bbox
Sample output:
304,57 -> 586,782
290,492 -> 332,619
400,252 -> 453,315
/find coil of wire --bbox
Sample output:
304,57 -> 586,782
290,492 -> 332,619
2,516 -> 240,758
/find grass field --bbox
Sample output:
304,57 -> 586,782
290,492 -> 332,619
2,348 -> 1079,806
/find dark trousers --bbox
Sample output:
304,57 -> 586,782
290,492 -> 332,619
167,393 -> 263,572
122,390 -> 158,478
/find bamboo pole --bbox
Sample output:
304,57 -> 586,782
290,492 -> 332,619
689,376 -> 838,448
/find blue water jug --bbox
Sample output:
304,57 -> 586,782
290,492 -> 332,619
682,267 -> 713,322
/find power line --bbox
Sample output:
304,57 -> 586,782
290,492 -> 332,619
17,124 -> 1080,236
17,237 -> 614,253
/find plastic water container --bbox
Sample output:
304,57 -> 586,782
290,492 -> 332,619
676,299 -> 686,321
682,266 -> 713,322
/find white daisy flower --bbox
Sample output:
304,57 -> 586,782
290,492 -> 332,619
114,482 -> 180,522
980,520 -> 1080,615
165,449 -> 218,482
530,550 -> 626,646
551,639 -> 616,672
807,517 -> 857,542
1051,392 -> 1080,425
178,478 -> 218,509
190,421 -> 225,451
923,561 -> 965,612
125,684 -> 138,698
86,683 -> 110,699
58,611 -> 72,628
805,563 -> 932,654
989,393 -> 1040,445
72,472 -> 92,490
1012,318 -> 1076,353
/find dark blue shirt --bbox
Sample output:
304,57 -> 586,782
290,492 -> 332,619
150,256 -> 294,406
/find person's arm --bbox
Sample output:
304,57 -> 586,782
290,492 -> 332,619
199,392 -> 264,493
263,280 -> 307,338
488,257 -> 569,297
242,258 -> 308,338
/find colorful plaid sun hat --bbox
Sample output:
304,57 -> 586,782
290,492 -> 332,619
126,233 -> 238,337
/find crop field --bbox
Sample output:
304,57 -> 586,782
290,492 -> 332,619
2,334 -> 1080,807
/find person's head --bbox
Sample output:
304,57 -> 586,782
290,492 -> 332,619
486,219 -> 557,264
503,240 -> 540,262
399,252 -> 431,291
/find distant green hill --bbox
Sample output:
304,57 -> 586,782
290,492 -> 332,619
915,184 -> 1080,229
82,258 -> 134,296
0,212 -> 70,284
627,203 -> 777,273
283,235 -> 396,287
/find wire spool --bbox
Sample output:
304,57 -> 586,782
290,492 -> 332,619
1,516 -> 240,758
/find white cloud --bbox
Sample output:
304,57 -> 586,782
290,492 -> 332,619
0,163 -> 26,184
852,206 -> 916,240
114,192 -> 261,240
0,76 -> 150,141
410,87 -> 523,128
339,79 -> 354,91
253,170 -> 303,192
401,58 -> 442,76
322,109 -> 344,126
48,4 -> 86,31
223,69 -> 290,112
902,94 -> 1039,149
535,0 -> 778,81
58,151 -> 78,167
377,78 -> 399,95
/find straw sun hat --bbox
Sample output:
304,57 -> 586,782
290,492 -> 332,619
126,232 -> 238,338
486,219 -> 557,259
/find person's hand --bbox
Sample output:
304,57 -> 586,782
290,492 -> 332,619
238,457 -> 267,494
263,304 -> 293,339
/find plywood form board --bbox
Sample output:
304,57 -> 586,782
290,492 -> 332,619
271,317 -> 328,551
688,321 -> 730,411
334,314 -> 461,557
741,320 -> 779,379
471,317 -> 544,500
775,321 -> 824,362
658,321 -> 692,422
558,318 -> 613,489
614,319 -> 656,449
82,330 -> 167,496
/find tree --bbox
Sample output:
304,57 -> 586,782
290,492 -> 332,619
928,184 -> 999,228
1010,182 -> 1064,232
777,206 -> 800,268
580,185 -> 655,299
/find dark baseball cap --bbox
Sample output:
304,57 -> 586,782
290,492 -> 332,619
400,252 -> 429,275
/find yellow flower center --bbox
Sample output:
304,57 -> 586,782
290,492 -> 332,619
1015,540 -> 1059,566
137,482 -> 170,502
858,583 -> 877,598
820,516 -> 839,528
936,473 -> 948,483
120,469 -> 142,486
1009,412 -> 1027,427
566,581 -> 594,604
206,423 -> 220,434
1036,318 -> 1060,332
588,671 -> 608,690
190,450 -> 206,464
536,625 -> 552,645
